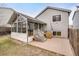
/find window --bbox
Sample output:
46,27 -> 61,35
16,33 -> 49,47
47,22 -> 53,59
53,31 -> 56,36
53,15 -> 61,22
57,32 -> 61,36
53,31 -> 61,36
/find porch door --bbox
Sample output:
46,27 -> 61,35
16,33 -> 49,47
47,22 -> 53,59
28,22 -> 34,36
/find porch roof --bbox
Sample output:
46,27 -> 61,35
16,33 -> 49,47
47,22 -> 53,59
27,19 -> 46,24
18,13 -> 46,25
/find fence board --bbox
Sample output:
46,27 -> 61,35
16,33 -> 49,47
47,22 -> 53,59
69,29 -> 79,55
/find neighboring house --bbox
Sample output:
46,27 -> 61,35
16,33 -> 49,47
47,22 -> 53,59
0,7 -> 17,35
35,6 -> 71,38
73,6 -> 79,29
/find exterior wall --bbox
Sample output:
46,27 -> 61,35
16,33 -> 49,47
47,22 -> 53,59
73,11 -> 79,29
11,32 -> 33,43
0,8 -> 14,26
36,9 -> 69,38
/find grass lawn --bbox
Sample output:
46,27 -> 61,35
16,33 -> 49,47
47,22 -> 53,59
0,35 -> 61,56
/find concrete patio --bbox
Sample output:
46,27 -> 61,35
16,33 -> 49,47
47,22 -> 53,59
28,38 -> 75,56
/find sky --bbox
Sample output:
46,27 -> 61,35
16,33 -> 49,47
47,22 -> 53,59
0,3 -> 78,25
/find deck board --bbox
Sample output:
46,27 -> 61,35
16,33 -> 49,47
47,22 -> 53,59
28,38 -> 75,56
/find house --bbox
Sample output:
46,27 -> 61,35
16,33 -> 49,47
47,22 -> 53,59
35,6 -> 71,38
0,6 -> 71,43
73,6 -> 79,29
0,7 -> 17,35
11,12 -> 46,42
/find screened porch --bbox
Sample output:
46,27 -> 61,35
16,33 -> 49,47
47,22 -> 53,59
11,14 -> 46,43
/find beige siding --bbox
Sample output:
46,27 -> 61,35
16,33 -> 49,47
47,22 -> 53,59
36,9 -> 69,38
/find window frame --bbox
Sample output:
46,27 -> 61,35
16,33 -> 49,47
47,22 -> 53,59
53,31 -> 56,36
53,31 -> 61,36
52,15 -> 61,22
57,32 -> 61,36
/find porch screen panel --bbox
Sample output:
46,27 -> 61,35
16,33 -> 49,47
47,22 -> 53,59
18,22 -> 22,33
39,24 -> 42,30
22,21 -> 26,33
28,23 -> 33,30
34,23 -> 38,30
12,23 -> 17,32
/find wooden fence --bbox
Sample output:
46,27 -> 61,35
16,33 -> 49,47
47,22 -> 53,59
0,27 -> 11,35
69,28 -> 79,55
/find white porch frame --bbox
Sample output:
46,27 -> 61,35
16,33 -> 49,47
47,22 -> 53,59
11,14 -> 46,43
